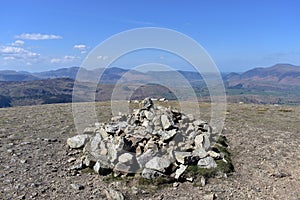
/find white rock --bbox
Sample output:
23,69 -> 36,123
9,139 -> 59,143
161,114 -> 173,130
186,177 -> 194,182
192,147 -> 208,158
158,129 -> 177,141
144,110 -> 155,120
203,134 -> 211,150
70,183 -> 84,190
203,124 -> 212,133
145,156 -> 171,173
197,156 -> 217,169
208,150 -> 220,159
118,153 -> 134,164
83,127 -> 96,134
175,164 -> 188,179
142,168 -> 164,179
114,162 -> 132,174
89,133 -> 102,152
200,176 -> 206,186
174,151 -> 191,164
93,160 -> 111,175
194,134 -> 204,147
137,149 -> 157,168
67,134 -> 90,149
141,119 -> 149,128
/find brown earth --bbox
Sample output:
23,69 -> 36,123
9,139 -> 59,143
0,102 -> 299,199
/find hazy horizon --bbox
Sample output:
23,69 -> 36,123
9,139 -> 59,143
1,0 -> 300,72
1,62 -> 299,75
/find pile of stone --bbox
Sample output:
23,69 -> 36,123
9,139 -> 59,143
67,98 -> 229,181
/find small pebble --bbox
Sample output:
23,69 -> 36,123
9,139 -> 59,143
186,177 -> 194,182
67,157 -> 76,163
71,183 -> 84,190
173,182 -> 179,187
200,176 -> 206,187
20,159 -> 27,164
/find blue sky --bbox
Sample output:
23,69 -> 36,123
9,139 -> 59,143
1,0 -> 300,72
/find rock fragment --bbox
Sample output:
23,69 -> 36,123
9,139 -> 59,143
70,183 -> 84,190
175,164 -> 188,179
197,156 -> 217,169
67,134 -> 90,149
145,156 -> 171,173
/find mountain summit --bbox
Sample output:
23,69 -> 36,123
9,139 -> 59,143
226,64 -> 300,87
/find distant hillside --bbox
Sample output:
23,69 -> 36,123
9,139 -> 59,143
0,70 -> 40,81
226,64 -> 300,88
1,64 -> 300,107
33,67 -> 80,79
0,78 -> 75,107
0,78 -> 177,107
1,67 -> 205,84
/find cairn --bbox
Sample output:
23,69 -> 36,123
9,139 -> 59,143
67,98 -> 232,182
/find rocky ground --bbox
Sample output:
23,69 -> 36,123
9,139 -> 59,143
0,102 -> 299,199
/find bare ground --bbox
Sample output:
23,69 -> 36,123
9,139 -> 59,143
0,102 -> 299,199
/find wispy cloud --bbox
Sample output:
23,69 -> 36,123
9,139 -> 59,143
50,58 -> 62,63
3,56 -> 16,60
97,55 -> 109,60
73,44 -> 88,54
15,33 -> 62,40
50,55 -> 78,63
11,40 -> 25,46
64,55 -> 77,61
0,46 -> 40,60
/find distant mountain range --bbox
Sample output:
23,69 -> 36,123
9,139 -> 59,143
0,66 -> 205,84
0,63 -> 300,107
225,64 -> 300,88
1,63 -> 300,86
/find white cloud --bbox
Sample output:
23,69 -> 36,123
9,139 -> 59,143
50,58 -> 62,63
16,33 -> 62,40
64,55 -> 77,61
73,44 -> 87,54
12,40 -> 25,46
3,56 -> 15,60
0,46 -> 40,60
97,55 -> 109,60
50,55 -> 78,63
73,44 -> 86,50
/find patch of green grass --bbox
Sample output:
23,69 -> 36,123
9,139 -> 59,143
216,135 -> 228,147
103,173 -> 126,183
184,165 -> 217,179
217,145 -> 233,166
215,160 -> 234,174
184,159 -> 234,180
137,176 -> 175,186
183,136 -> 234,181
